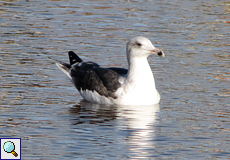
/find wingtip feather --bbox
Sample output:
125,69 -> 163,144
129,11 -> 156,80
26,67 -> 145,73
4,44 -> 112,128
68,51 -> 82,65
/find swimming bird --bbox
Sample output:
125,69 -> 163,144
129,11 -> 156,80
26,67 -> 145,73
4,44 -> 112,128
56,36 -> 164,105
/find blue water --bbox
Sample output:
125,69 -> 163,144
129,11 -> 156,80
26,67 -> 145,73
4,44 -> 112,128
0,0 -> 229,159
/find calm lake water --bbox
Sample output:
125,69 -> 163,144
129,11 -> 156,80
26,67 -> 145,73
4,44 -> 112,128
0,0 -> 229,159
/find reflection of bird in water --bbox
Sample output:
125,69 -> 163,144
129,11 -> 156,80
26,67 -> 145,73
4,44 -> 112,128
69,100 -> 118,125
117,104 -> 160,157
56,36 -> 164,105
69,101 -> 160,159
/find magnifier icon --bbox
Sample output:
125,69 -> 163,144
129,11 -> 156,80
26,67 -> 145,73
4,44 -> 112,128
3,141 -> 18,157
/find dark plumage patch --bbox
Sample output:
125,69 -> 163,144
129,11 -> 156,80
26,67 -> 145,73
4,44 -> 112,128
68,51 -> 126,99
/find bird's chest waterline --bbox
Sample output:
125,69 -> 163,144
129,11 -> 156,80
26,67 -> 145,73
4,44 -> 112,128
114,80 -> 159,105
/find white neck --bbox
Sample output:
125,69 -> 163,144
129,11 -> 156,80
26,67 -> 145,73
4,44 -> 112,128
126,56 -> 156,88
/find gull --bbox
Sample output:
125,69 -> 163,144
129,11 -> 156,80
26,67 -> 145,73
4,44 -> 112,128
56,36 -> 164,105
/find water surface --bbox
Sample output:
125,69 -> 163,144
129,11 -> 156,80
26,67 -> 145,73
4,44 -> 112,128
0,0 -> 229,159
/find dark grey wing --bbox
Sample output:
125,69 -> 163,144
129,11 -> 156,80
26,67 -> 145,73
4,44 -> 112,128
70,65 -> 122,99
93,67 -> 122,93
66,51 -> 123,98
69,61 -> 99,90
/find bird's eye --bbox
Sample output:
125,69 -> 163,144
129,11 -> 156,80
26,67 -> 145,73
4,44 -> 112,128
136,42 -> 142,47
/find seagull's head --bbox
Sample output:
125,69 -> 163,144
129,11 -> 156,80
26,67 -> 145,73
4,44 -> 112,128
126,36 -> 165,59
